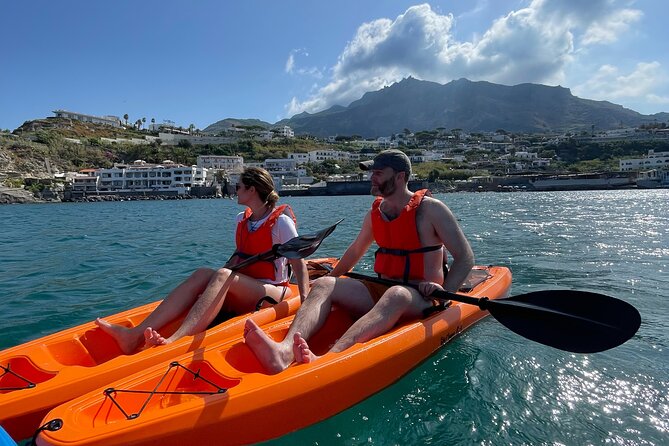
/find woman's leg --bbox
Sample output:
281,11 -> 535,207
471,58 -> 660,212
149,268 -> 289,345
96,268 -> 215,354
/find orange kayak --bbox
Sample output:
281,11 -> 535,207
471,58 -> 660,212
0,258 -> 338,441
35,265 -> 512,446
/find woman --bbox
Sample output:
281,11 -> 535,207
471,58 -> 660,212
96,167 -> 310,354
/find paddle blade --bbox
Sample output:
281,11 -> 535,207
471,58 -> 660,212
486,290 -> 641,353
276,219 -> 343,259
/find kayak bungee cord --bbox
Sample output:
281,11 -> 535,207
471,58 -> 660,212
1,363 -> 36,391
31,360 -> 231,444
103,361 -> 229,421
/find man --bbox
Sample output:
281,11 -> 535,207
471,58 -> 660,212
244,149 -> 474,374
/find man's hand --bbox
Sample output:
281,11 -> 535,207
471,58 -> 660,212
418,281 -> 444,300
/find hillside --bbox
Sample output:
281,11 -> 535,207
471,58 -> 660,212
0,119 -> 327,180
273,78 -> 668,137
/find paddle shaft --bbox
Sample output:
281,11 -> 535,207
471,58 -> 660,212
228,246 -> 278,272
340,270 -> 484,307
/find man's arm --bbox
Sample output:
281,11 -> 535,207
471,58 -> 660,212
330,211 -> 375,277
427,199 -> 474,292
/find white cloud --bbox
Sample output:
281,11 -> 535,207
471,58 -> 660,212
647,94 -> 669,105
574,62 -> 668,104
582,9 -> 643,45
285,49 -> 322,78
285,53 -> 295,74
583,9 -> 643,45
285,1 -> 647,117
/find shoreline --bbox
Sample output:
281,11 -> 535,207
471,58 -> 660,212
1,184 -> 659,206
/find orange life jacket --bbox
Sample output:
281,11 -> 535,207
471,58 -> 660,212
233,204 -> 297,283
371,189 -> 442,283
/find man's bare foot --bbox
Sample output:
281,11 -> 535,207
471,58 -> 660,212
243,319 -> 292,374
144,327 -> 170,346
95,318 -> 142,355
293,332 -> 319,364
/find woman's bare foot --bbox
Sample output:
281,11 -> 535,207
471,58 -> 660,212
293,332 -> 319,364
95,318 -> 143,355
243,319 -> 292,374
144,327 -> 170,346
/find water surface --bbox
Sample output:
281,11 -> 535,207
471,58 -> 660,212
1,190 -> 666,445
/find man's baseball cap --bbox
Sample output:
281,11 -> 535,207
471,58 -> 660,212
359,149 -> 412,177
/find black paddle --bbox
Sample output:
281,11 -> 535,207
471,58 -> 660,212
230,219 -> 343,271
337,270 -> 641,354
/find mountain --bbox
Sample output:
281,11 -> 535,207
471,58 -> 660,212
203,118 -> 272,134
274,78 -> 668,137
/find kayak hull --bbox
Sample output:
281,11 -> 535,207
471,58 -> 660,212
36,265 -> 512,446
1,258 -> 339,441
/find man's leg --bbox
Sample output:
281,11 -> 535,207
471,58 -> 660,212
96,268 -> 215,354
294,285 -> 432,364
244,276 -> 374,374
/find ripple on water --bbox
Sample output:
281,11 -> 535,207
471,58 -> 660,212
1,191 -> 668,445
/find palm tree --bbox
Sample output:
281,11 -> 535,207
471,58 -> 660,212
123,114 -> 129,126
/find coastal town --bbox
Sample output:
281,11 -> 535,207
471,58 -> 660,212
1,109 -> 668,204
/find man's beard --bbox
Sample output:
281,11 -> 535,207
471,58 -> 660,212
371,176 -> 397,197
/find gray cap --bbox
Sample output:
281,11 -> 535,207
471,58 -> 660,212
359,149 -> 412,176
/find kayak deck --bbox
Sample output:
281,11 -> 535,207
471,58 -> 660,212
35,265 -> 512,446
0,295 -> 302,440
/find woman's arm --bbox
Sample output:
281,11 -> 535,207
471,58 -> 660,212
289,258 -> 310,301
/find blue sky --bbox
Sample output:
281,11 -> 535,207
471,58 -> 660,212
2,0 -> 668,131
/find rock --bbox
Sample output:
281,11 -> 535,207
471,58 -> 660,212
0,186 -> 40,204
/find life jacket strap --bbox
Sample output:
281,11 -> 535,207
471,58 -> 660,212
375,244 -> 442,283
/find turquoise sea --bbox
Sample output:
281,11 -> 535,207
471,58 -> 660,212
1,190 -> 667,445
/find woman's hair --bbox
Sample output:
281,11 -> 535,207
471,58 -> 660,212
240,167 -> 279,207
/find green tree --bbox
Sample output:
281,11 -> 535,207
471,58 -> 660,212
177,139 -> 193,149
123,114 -> 129,125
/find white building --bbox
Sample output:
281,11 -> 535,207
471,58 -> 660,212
515,151 -> 538,160
532,158 -> 552,168
307,149 -> 356,163
241,158 -> 312,188
197,155 -> 244,173
263,158 -> 299,175
71,169 -> 100,193
377,136 -> 399,149
619,150 -> 669,171
274,126 -> 294,138
480,142 -> 513,151
53,110 -> 121,128
288,152 -> 310,165
94,160 -> 207,195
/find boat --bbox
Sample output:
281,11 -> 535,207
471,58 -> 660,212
34,265 -> 512,446
529,172 -> 636,191
636,167 -> 669,189
0,258 -> 339,441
